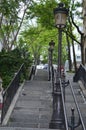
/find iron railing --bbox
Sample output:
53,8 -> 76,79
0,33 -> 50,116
28,65 -> 36,80
1,63 -> 24,123
50,67 -> 86,130
60,79 -> 69,130
73,64 -> 86,88
68,80 -> 86,130
49,68 -> 69,129
51,65 -> 55,91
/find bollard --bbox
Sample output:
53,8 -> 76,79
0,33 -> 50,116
68,108 -> 81,130
62,80 -> 69,101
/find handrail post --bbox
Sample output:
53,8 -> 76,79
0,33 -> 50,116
70,108 -> 75,130
68,108 -> 81,130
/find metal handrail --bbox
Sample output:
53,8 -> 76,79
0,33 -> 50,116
1,63 -> 24,123
51,66 -> 55,92
29,65 -> 36,80
73,64 -> 86,87
69,80 -> 86,130
60,79 -> 69,130
60,78 -> 86,130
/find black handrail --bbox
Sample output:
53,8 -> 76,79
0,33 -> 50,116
1,63 -> 24,123
68,80 -> 86,130
51,65 -> 55,91
60,78 -> 86,130
73,64 -> 86,88
49,73 -> 69,129
60,79 -> 69,130
29,65 -> 36,80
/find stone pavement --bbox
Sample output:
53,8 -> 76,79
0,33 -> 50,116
0,69 -> 86,130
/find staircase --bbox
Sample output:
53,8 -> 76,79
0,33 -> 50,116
3,69 -> 54,130
1,70 -> 86,130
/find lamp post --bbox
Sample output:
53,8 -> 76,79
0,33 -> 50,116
48,40 -> 55,81
49,3 -> 68,129
54,3 -> 68,77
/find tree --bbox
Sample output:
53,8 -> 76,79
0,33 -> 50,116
19,25 -> 55,64
66,0 -> 84,66
0,0 -> 32,51
26,0 -> 57,29
83,0 -> 86,65
21,0 -> 68,65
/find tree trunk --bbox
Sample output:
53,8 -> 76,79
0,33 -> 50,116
72,39 -> 77,72
81,34 -> 84,65
66,34 -> 72,71
83,0 -> 86,65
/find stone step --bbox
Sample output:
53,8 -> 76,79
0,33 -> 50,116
8,122 -> 50,128
0,127 -> 60,130
6,69 -> 53,128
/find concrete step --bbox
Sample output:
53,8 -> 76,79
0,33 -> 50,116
0,127 -> 60,130
6,70 -> 53,128
34,69 -> 48,81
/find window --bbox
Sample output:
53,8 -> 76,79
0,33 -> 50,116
78,45 -> 80,50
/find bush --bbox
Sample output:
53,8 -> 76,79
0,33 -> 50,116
0,48 -> 32,89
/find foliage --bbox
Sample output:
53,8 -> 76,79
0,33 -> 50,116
26,0 -> 57,29
0,0 -> 83,89
0,0 -> 32,51
19,23 -> 68,65
0,48 -> 32,89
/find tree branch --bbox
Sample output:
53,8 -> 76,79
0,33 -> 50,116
63,29 -> 81,45
70,11 -> 83,35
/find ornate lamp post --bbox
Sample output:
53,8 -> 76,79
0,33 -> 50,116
54,3 -> 68,77
48,40 -> 55,81
49,3 -> 68,129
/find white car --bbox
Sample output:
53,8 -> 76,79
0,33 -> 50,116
37,64 -> 44,69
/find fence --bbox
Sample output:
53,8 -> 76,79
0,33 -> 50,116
49,65 -> 86,130
1,63 -> 24,123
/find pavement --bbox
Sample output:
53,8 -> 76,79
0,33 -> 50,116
0,69 -> 86,130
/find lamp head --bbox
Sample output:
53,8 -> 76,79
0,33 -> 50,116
53,3 -> 68,28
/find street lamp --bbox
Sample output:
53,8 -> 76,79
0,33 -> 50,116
54,3 -> 68,77
48,40 -> 55,81
54,3 -> 68,28
49,3 -> 68,129
49,40 -> 55,49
